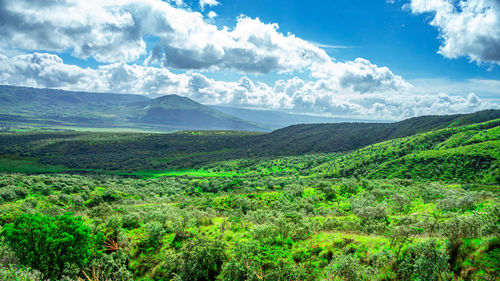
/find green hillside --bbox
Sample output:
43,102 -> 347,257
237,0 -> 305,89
1,110 -> 497,174
248,109 -> 500,155
314,119 -> 500,183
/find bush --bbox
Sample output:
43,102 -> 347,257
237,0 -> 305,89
144,221 -> 165,249
397,239 -> 450,281
0,265 -> 43,281
177,237 -> 226,281
1,212 -> 92,280
325,253 -> 367,281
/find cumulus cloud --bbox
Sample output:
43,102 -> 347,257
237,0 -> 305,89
207,11 -> 218,19
0,0 -> 330,74
0,0 -> 496,119
199,0 -> 219,11
0,51 -> 494,120
407,0 -> 500,65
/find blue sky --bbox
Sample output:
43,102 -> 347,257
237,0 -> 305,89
211,0 -> 500,80
0,0 -> 499,119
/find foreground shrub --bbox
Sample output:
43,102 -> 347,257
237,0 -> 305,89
0,265 -> 43,281
396,239 -> 450,281
1,212 -> 92,280
177,237 -> 226,281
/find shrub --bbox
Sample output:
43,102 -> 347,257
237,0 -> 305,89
144,221 -> 165,249
1,212 -> 92,280
397,239 -> 450,281
325,253 -> 366,281
177,237 -> 226,281
0,265 -> 43,281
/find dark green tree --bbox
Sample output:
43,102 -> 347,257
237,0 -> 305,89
178,237 -> 226,281
1,212 -> 92,280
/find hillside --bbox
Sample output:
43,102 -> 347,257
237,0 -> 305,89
0,110 -> 498,175
197,119 -> 499,184
0,112 -> 499,281
125,95 -> 264,130
247,109 -> 500,155
314,119 -> 500,183
0,85 -> 266,131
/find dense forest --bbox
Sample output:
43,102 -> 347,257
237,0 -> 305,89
0,113 -> 498,280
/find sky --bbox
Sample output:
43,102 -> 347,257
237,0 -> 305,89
0,0 -> 499,120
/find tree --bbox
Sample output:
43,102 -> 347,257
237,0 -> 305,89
1,212 -> 92,280
177,237 -> 226,281
397,239 -> 450,281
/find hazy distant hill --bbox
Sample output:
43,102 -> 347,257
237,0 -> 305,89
210,105 -> 384,129
0,85 -> 265,131
124,95 -> 265,130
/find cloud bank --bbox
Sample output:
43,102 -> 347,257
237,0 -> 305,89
0,52 -> 493,120
408,0 -> 500,65
0,0 -> 496,119
0,0 -> 331,74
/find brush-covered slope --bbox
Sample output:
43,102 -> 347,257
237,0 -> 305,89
315,119 -> 500,183
248,109 -> 500,155
0,85 -> 265,131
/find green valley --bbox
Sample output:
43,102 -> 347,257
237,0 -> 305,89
0,111 -> 498,280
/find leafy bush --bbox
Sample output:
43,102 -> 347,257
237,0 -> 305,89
177,237 -> 226,281
396,239 -> 450,281
1,212 -> 92,280
144,221 -> 165,249
0,265 -> 43,281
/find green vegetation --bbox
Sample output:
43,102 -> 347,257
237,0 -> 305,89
0,112 -> 498,280
1,111 -> 498,174
2,213 -> 93,280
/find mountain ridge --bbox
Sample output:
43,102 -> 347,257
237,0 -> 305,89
0,85 -> 266,131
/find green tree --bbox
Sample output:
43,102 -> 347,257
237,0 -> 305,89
397,239 -> 450,281
177,237 -> 226,281
1,212 -> 92,280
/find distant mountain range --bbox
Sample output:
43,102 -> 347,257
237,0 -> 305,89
0,85 -> 386,132
209,105 -> 385,129
0,85 -> 265,131
1,85 -> 498,135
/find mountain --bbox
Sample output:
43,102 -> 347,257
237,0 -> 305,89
0,85 -> 148,116
123,95 -> 265,130
0,85 -> 266,131
209,105 -> 385,129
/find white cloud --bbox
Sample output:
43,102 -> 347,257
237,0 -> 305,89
199,0 -> 220,11
207,11 -> 218,19
0,51 -> 495,120
0,0 -> 413,98
0,0 -> 496,120
0,0 -> 331,74
408,0 -> 500,65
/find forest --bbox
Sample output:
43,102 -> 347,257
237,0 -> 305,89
0,115 -> 498,280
